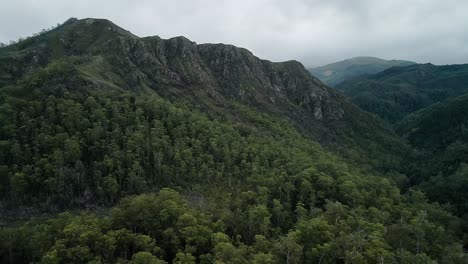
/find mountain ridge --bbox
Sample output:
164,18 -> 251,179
0,18 -> 405,158
337,62 -> 468,123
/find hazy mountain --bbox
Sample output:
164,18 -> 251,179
337,63 -> 468,123
309,56 -> 415,86
0,18 -> 465,263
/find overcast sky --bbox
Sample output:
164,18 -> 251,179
1,0 -> 468,67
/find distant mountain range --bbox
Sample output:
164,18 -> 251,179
309,56 -> 415,87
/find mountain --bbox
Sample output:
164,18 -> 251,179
0,18 -> 407,169
309,56 -> 415,87
337,63 -> 468,123
0,17 -> 408,211
0,18 -> 465,263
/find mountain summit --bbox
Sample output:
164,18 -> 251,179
309,56 -> 415,86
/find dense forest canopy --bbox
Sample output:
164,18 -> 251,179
397,94 -> 468,219
0,18 -> 467,263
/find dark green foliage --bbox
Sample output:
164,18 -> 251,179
1,188 -> 466,263
337,63 -> 468,123
0,70 -> 332,208
332,60 -> 468,249
396,94 -> 468,227
0,81 -> 464,261
397,94 -> 468,152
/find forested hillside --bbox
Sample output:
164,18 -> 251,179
397,94 -> 468,222
0,18 -> 466,263
328,57 -> 468,255
336,63 -> 468,123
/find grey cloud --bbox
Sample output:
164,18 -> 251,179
1,0 -> 467,66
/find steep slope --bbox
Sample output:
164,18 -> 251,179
337,63 -> 468,123
0,18 -> 136,87
397,93 -> 468,178
0,17 -> 406,211
1,18 -> 465,263
309,56 -> 414,87
398,93 -> 468,152
397,94 -> 468,220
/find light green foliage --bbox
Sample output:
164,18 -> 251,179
173,253 -> 196,264
129,252 -> 167,264
252,253 -> 275,264
1,186 -> 466,263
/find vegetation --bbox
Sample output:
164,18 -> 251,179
0,18 -> 467,263
0,17 -> 78,50
2,186 -> 466,263
397,94 -> 468,225
326,59 -> 468,247
0,57 -> 464,263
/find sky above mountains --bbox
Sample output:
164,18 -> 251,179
1,0 -> 468,67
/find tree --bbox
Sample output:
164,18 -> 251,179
173,253 -> 196,264
129,252 -> 167,264
296,218 -> 333,263
247,205 -> 271,240
63,139 -> 81,163
274,231 -> 303,264
252,253 -> 275,264
213,242 -> 246,264
10,172 -> 28,196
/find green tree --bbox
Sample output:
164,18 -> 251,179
129,252 -> 167,264
173,253 -> 196,264
274,231 -> 303,264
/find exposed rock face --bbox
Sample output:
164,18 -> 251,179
50,20 -> 346,141
197,44 -> 343,121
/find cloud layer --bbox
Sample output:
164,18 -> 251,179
1,0 -> 467,66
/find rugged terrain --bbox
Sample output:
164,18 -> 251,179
0,18 -> 466,263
